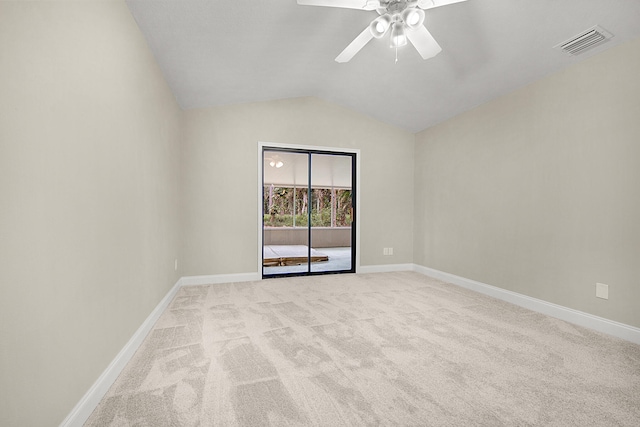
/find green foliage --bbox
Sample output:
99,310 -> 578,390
264,211 -> 352,228
264,185 -> 352,228
263,214 -> 309,227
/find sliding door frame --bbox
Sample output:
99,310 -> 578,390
257,141 -> 361,278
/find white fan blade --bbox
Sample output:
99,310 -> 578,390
417,0 -> 467,10
297,0 -> 379,10
407,25 -> 442,60
335,26 -> 375,63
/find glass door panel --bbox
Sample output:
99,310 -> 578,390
310,153 -> 353,273
262,150 -> 310,276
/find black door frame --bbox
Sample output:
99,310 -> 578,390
260,145 -> 358,278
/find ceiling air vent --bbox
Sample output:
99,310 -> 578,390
555,25 -> 613,56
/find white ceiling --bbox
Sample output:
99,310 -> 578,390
126,0 -> 640,133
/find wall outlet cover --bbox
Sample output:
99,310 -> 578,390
596,283 -> 609,300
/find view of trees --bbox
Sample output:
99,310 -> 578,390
264,185 -> 352,227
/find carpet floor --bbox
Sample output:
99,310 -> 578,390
86,271 -> 640,426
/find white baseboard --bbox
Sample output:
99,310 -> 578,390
180,272 -> 260,286
412,264 -> 640,345
359,263 -> 415,274
59,278 -> 183,427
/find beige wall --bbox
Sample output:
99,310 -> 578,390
0,2 -> 182,425
414,37 -> 640,328
181,97 -> 415,275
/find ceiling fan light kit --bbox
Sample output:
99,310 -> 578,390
267,155 -> 285,168
297,0 -> 467,62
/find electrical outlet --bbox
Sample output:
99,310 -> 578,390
388,247 -> 393,255
175,259 -> 178,271
383,248 -> 389,256
596,283 -> 608,300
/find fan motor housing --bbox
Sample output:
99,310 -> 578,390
378,0 -> 411,15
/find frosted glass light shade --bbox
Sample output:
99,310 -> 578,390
402,8 -> 425,30
370,14 -> 392,38
390,22 -> 407,47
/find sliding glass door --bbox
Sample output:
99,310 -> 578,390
262,148 -> 356,278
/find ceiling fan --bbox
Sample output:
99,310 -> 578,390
297,0 -> 467,62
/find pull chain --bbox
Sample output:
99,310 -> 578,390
395,45 -> 398,63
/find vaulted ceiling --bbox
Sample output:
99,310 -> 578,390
126,0 -> 640,132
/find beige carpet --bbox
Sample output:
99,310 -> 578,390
86,271 -> 640,426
